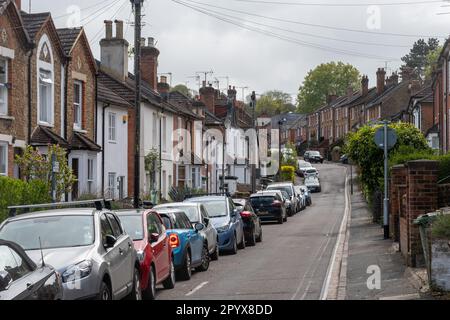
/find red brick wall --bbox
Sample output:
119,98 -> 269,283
199,86 -> 215,115
421,102 -> 434,136
438,183 -> 450,208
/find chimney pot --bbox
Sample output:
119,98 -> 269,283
140,38 -> 146,47
148,37 -> 155,47
160,75 -> 167,84
104,20 -> 113,40
115,20 -> 124,39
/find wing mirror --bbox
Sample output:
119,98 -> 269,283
0,271 -> 12,292
195,223 -> 205,232
231,209 -> 238,218
203,217 -> 210,227
104,235 -> 117,249
149,233 -> 159,243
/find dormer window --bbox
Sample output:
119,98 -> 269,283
0,58 -> 8,115
39,69 -> 53,124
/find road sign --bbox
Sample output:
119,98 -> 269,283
374,127 -> 397,150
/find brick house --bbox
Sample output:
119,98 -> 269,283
307,111 -> 320,142
0,0 -> 30,178
347,76 -> 377,132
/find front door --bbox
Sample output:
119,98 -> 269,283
71,158 -> 79,200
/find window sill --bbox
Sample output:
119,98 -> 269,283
39,122 -> 54,128
74,127 -> 87,134
0,115 -> 14,121
108,140 -> 117,144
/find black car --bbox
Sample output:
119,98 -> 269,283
304,151 -> 324,164
249,192 -> 287,224
233,199 -> 263,246
0,240 -> 63,300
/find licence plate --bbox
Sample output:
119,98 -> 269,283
258,211 -> 269,215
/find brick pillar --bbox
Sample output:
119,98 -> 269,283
390,165 -> 407,241
405,160 -> 439,267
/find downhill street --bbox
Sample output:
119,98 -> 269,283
156,163 -> 348,300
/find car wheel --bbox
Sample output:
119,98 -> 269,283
256,227 -> 263,243
162,260 -> 176,290
278,215 -> 284,224
142,266 -> 156,300
210,243 -> 220,261
97,280 -> 112,301
196,244 -> 210,272
284,214 -> 288,222
248,228 -> 257,246
126,267 -> 142,300
177,251 -> 192,281
237,232 -> 246,250
230,234 -> 238,255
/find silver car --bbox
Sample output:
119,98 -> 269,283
153,203 -> 220,260
266,182 -> 300,215
0,208 -> 141,300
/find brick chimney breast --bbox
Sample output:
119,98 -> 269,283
200,85 -> 216,114
361,75 -> 369,97
100,20 -> 129,81
376,68 -> 386,95
157,76 -> 170,95
141,37 -> 160,90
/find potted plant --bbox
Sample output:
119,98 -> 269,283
430,213 -> 450,291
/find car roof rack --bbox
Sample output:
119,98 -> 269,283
184,192 -> 231,200
7,199 -> 113,218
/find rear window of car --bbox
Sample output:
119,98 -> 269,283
194,200 -> 227,218
251,196 -> 275,206
119,215 -> 144,241
267,186 -> 293,197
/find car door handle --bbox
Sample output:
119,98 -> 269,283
128,242 -> 132,249
26,283 -> 34,291
119,248 -> 124,255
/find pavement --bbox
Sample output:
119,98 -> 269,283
155,163 -> 347,300
344,175 -> 431,300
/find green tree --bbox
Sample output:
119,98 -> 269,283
297,62 -> 360,114
401,38 -> 440,79
170,84 -> 192,98
256,90 -> 296,116
15,145 -> 77,200
424,45 -> 443,80
345,122 -> 429,197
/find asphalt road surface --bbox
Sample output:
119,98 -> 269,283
156,163 -> 348,300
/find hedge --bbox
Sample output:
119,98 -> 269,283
280,166 -> 295,183
0,176 -> 50,223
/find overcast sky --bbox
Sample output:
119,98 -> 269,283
30,0 -> 450,102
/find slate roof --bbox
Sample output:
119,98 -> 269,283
56,28 -> 81,55
69,132 -> 101,152
366,82 -> 409,109
30,126 -> 69,148
97,80 -> 131,108
20,11 -> 50,39
205,110 -> 223,125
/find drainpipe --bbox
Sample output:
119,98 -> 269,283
64,58 -> 70,140
27,45 -> 34,144
94,74 -> 98,142
102,103 -> 111,197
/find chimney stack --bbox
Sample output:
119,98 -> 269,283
390,72 -> 399,85
157,76 -> 170,96
326,94 -> 337,104
200,84 -> 216,114
100,20 -> 129,81
376,68 -> 386,95
14,0 -> 21,10
347,86 -> 354,99
400,67 -> 414,82
140,36 -> 160,90
361,75 -> 369,97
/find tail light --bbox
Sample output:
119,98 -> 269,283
169,234 -> 180,248
240,211 -> 252,218
272,200 -> 282,207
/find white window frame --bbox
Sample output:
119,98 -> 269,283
152,113 -> 157,147
87,158 -> 94,194
73,81 -> 83,130
108,172 -> 116,199
0,142 -> 7,176
0,57 -> 8,115
162,116 -> 167,152
37,35 -> 54,126
108,112 -> 117,142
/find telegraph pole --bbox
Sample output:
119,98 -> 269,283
132,0 -> 143,209
251,91 -> 257,194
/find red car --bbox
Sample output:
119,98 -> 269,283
117,210 -> 176,300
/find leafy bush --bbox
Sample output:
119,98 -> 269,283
389,145 -> 436,167
280,166 -> 295,183
345,122 -> 429,195
431,214 -> 450,240
0,177 -> 50,222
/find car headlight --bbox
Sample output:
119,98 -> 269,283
62,260 -> 93,283
216,224 -> 231,233
137,250 -> 145,262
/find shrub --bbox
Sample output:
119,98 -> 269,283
280,166 -> 295,183
431,214 -> 450,240
0,177 -> 50,222
389,145 -> 436,167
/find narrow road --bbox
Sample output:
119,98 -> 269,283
156,163 -> 347,300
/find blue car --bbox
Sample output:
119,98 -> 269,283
156,209 -> 210,281
185,196 -> 245,255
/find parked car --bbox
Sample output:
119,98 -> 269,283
250,192 -> 287,224
293,186 -> 307,210
298,185 -> 312,206
305,176 -> 322,193
185,196 -> 245,255
266,182 -> 299,215
0,204 -> 142,300
116,209 -> 175,300
153,203 -> 219,261
304,151 -> 324,164
157,209 -> 210,280
233,199 -> 263,246
304,167 -> 319,178
256,190 -> 290,220
340,154 -> 349,164
0,239 -> 63,300
297,160 -> 313,177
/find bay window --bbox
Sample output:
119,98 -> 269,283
39,69 -> 53,124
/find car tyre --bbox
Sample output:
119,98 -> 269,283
230,234 -> 238,255
237,232 -> 246,250
256,227 -> 263,243
210,243 -> 220,261
126,267 -> 142,300
248,228 -> 257,246
162,260 -> 176,290
278,215 -> 284,224
97,280 -> 112,301
177,251 -> 192,281
196,244 -> 210,272
142,266 -> 156,300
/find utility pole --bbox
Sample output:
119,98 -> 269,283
132,0 -> 143,209
383,120 -> 389,239
251,91 -> 257,194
